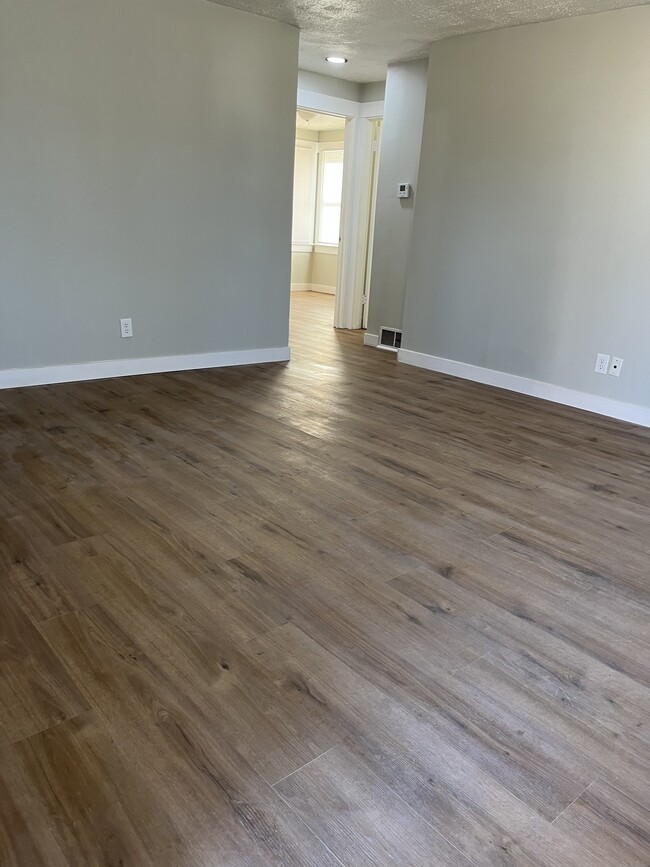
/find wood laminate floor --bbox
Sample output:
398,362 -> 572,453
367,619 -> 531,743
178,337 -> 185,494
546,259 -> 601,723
1,291 -> 649,866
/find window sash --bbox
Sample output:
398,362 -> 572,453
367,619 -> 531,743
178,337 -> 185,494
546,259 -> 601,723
316,149 -> 344,247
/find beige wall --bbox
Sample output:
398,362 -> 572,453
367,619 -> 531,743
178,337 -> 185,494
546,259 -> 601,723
311,253 -> 338,293
291,251 -> 313,285
402,6 -> 650,410
291,132 -> 344,294
296,128 -> 318,143
291,250 -> 338,293
0,0 -> 298,372
318,129 -> 347,143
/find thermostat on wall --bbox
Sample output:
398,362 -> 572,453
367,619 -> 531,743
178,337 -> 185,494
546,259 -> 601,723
397,183 -> 411,198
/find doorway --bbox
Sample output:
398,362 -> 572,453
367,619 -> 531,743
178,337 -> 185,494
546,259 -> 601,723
290,110 -> 347,324
290,90 -> 384,333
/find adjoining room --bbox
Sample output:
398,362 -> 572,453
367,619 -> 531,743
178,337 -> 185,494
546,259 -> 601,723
291,110 -> 346,300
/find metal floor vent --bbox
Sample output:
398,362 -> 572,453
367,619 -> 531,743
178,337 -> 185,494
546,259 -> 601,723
378,326 -> 402,352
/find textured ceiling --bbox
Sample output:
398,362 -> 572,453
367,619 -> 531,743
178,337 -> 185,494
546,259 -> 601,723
210,0 -> 647,81
296,110 -> 347,131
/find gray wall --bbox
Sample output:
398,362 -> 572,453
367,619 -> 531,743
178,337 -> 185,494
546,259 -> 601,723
297,70 -> 361,102
0,0 -> 298,371
402,6 -> 650,407
360,81 -> 386,103
297,71 -> 385,105
367,59 -> 429,335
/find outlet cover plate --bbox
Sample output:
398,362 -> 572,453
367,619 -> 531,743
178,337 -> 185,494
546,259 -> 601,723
609,356 -> 623,377
594,353 -> 609,375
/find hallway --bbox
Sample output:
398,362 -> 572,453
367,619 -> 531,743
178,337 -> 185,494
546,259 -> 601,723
1,291 -> 649,865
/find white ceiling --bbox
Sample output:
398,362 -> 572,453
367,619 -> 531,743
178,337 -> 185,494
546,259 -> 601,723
210,0 -> 647,82
296,110 -> 347,131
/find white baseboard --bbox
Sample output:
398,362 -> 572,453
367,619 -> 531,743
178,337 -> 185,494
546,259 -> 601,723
291,283 -> 336,296
0,346 -> 291,390
363,333 -> 379,347
398,348 -> 650,428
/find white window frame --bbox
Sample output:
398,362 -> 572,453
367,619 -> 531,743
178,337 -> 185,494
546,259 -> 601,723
291,140 -> 318,251
315,145 -> 344,250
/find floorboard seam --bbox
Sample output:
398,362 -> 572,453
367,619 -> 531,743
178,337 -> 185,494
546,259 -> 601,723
449,652 -> 491,677
270,782 -> 349,867
3,709 -> 90,749
271,745 -> 339,788
550,776 -> 599,824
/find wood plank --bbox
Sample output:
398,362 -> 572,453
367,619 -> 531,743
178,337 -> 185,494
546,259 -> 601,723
40,605 -> 344,866
1,292 -> 649,864
368,522 -> 650,685
0,711 -> 174,867
390,565 -> 650,745
275,744 -> 474,866
553,778 -> 650,866
0,594 -> 88,745
250,622 -> 599,867
60,536 -> 341,784
0,764 -> 68,867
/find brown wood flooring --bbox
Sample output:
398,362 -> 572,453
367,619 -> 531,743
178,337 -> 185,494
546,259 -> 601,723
1,290 -> 649,866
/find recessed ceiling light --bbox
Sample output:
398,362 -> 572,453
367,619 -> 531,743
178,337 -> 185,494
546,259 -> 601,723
326,56 -> 348,64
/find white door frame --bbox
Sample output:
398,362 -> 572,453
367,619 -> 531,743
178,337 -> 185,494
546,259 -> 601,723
296,87 -> 384,329
362,119 -> 382,330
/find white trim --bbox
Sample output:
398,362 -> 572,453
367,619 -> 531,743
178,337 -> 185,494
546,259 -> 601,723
0,347 -> 291,390
315,147 -> 344,247
292,140 -> 318,250
297,89 -> 360,119
297,91 -> 384,331
314,243 -> 338,255
360,100 -> 384,118
335,115 -> 375,329
291,283 -> 335,295
362,118 -> 382,330
296,90 -> 384,122
363,332 -> 379,347
318,141 -> 346,152
397,349 -> 650,428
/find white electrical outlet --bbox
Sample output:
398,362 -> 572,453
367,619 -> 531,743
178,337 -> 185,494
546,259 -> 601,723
594,353 -> 609,375
120,317 -> 133,338
609,356 -> 623,377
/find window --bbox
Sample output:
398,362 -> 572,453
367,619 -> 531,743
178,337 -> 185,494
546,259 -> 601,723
316,149 -> 344,246
292,140 -> 344,251
292,142 -> 317,246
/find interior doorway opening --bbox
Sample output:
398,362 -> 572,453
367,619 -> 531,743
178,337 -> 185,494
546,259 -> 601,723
290,110 -> 347,324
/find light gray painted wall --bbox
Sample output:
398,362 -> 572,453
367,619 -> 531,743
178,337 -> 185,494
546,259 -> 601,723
360,81 -> 386,103
367,59 -> 429,335
297,70 -> 361,102
402,7 -> 650,407
0,0 -> 298,371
